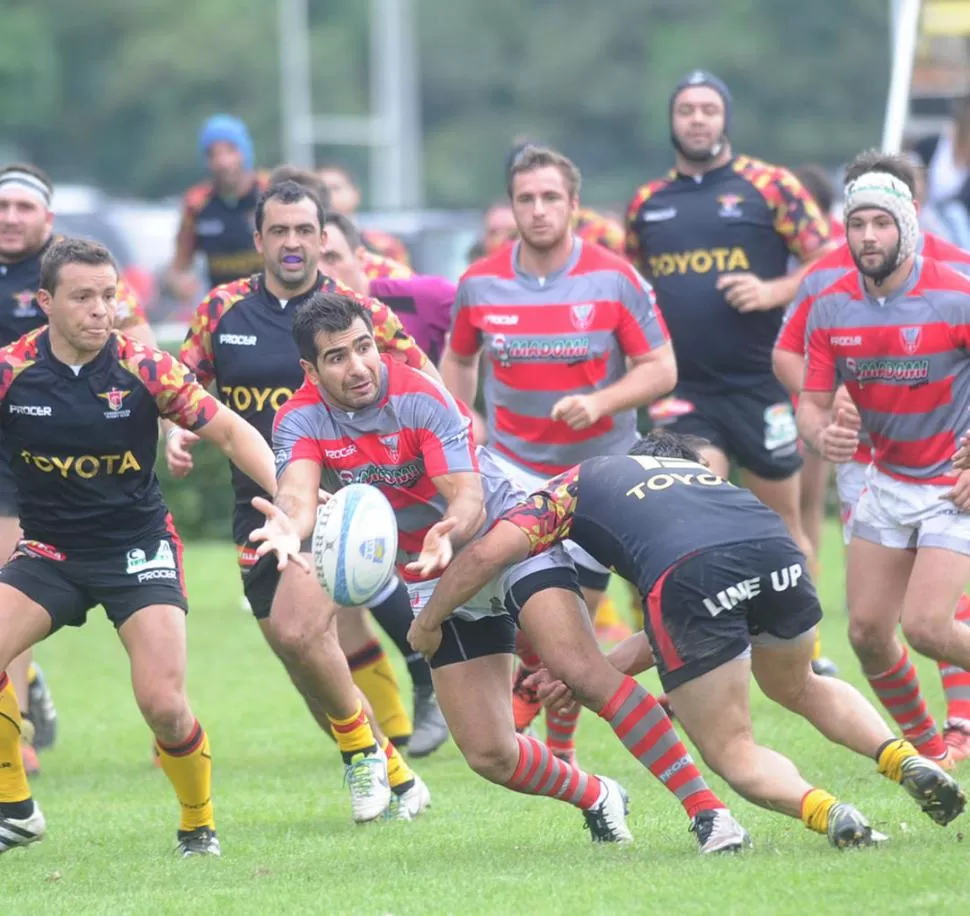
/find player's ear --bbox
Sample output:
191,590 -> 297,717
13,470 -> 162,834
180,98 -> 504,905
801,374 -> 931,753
299,357 -> 320,384
253,230 -> 264,254
36,288 -> 53,318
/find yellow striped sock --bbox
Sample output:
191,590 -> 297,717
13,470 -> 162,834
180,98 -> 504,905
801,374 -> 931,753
381,737 -> 415,792
801,788 -> 837,835
0,674 -> 30,804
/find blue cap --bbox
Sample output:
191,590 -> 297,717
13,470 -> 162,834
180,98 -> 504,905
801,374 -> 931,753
670,71 -> 732,135
199,114 -> 254,172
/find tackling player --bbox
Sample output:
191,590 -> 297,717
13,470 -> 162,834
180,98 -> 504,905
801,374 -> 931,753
410,430 -> 965,848
0,162 -> 155,775
0,237 -> 300,856
440,146 -> 676,760
254,291 -> 751,853
173,180 -> 443,790
798,164 -> 970,767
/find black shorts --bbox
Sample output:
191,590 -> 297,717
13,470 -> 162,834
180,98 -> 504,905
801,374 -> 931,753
657,381 -> 801,480
239,537 -> 313,620
0,529 -> 189,633
643,538 -> 822,691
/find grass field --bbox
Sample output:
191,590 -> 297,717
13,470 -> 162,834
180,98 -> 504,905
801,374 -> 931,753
3,519 -> 969,915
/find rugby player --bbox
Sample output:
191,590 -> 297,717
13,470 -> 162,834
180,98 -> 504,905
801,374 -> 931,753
0,237 -> 303,856
173,180 -> 442,794
773,152 -> 970,764
166,115 -> 268,304
411,430 -> 966,848
440,146 -> 676,761
798,162 -> 970,767
319,211 -> 455,366
316,165 -> 411,268
0,162 -> 155,774
255,290 -> 750,853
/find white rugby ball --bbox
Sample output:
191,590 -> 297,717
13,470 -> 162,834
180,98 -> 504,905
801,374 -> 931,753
312,484 -> 398,607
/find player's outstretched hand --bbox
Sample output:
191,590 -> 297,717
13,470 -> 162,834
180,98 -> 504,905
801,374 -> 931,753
249,496 -> 311,573
551,394 -> 603,430
406,517 -> 458,578
716,272 -> 772,312
952,432 -> 970,471
942,469 -> 970,512
818,409 -> 859,463
166,427 -> 200,478
407,617 -> 443,661
523,668 -> 579,715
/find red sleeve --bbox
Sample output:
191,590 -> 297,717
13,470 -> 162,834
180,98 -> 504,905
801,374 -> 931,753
615,271 -> 669,357
118,336 -> 219,430
0,330 -> 43,405
803,305 -> 838,392
498,464 -> 579,556
775,292 -> 813,356
447,280 -> 482,356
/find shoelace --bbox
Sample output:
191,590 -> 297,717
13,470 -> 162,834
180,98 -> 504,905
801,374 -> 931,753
688,813 -> 714,845
344,755 -> 381,796
583,800 -> 620,840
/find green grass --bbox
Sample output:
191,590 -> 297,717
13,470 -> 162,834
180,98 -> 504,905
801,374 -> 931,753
3,520 -> 969,915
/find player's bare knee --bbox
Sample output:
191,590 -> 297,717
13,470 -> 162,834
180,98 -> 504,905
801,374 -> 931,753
758,669 -> 811,712
136,687 -> 190,741
847,614 -> 891,662
459,738 -> 518,784
266,613 -> 319,664
901,616 -> 948,662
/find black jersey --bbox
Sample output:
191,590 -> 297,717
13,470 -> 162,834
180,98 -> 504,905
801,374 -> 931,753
0,329 -> 217,549
0,238 -> 145,347
179,177 -> 268,287
502,453 -> 791,597
625,155 -> 829,392
180,271 -> 429,554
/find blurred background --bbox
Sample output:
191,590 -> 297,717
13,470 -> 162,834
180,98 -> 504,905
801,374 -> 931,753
3,1 -> 970,313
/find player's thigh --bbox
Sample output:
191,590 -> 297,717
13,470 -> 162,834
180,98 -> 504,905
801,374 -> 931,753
845,538 -> 913,644
0,544 -> 90,665
750,627 -> 817,707
117,603 -> 189,699
666,655 -> 753,765
901,546 -> 970,646
428,616 -> 517,760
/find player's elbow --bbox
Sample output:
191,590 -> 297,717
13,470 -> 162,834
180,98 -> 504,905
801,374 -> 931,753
643,344 -> 677,399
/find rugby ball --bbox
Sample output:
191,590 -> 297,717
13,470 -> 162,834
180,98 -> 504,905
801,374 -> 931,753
311,484 -> 398,607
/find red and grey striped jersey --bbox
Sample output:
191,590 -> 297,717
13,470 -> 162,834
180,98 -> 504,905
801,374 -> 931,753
450,238 -> 668,476
273,354 -> 526,583
804,257 -> 970,484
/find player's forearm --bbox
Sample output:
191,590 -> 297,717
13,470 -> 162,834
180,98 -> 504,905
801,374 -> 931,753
606,632 -> 655,677
594,348 -> 677,416
417,538 -> 509,629
274,490 -> 316,541
772,348 -> 805,395
795,397 -> 831,452
443,490 -> 487,551
220,419 -> 278,498
440,348 -> 480,408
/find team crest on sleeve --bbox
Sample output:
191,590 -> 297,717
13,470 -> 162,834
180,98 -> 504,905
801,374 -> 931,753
12,290 -> 40,318
570,303 -> 596,330
97,387 -> 132,419
379,434 -> 400,462
717,194 -> 744,219
899,326 -> 922,355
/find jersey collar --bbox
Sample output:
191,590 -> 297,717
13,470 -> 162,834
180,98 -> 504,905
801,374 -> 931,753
511,235 -> 583,290
255,271 -> 325,311
674,156 -> 736,184
38,327 -> 117,379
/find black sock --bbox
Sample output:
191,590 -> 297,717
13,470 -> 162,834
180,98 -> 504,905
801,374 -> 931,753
369,581 -> 433,688
0,798 -> 35,820
341,743 -> 379,766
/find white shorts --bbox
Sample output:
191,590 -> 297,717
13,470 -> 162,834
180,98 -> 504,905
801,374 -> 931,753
406,545 -> 577,622
487,450 -> 611,577
835,461 -> 868,546
851,465 -> 970,555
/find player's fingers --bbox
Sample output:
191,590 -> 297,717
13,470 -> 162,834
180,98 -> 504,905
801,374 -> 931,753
317,489 -> 332,505
251,496 -> 277,518
291,553 -> 312,573
549,398 -> 571,420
